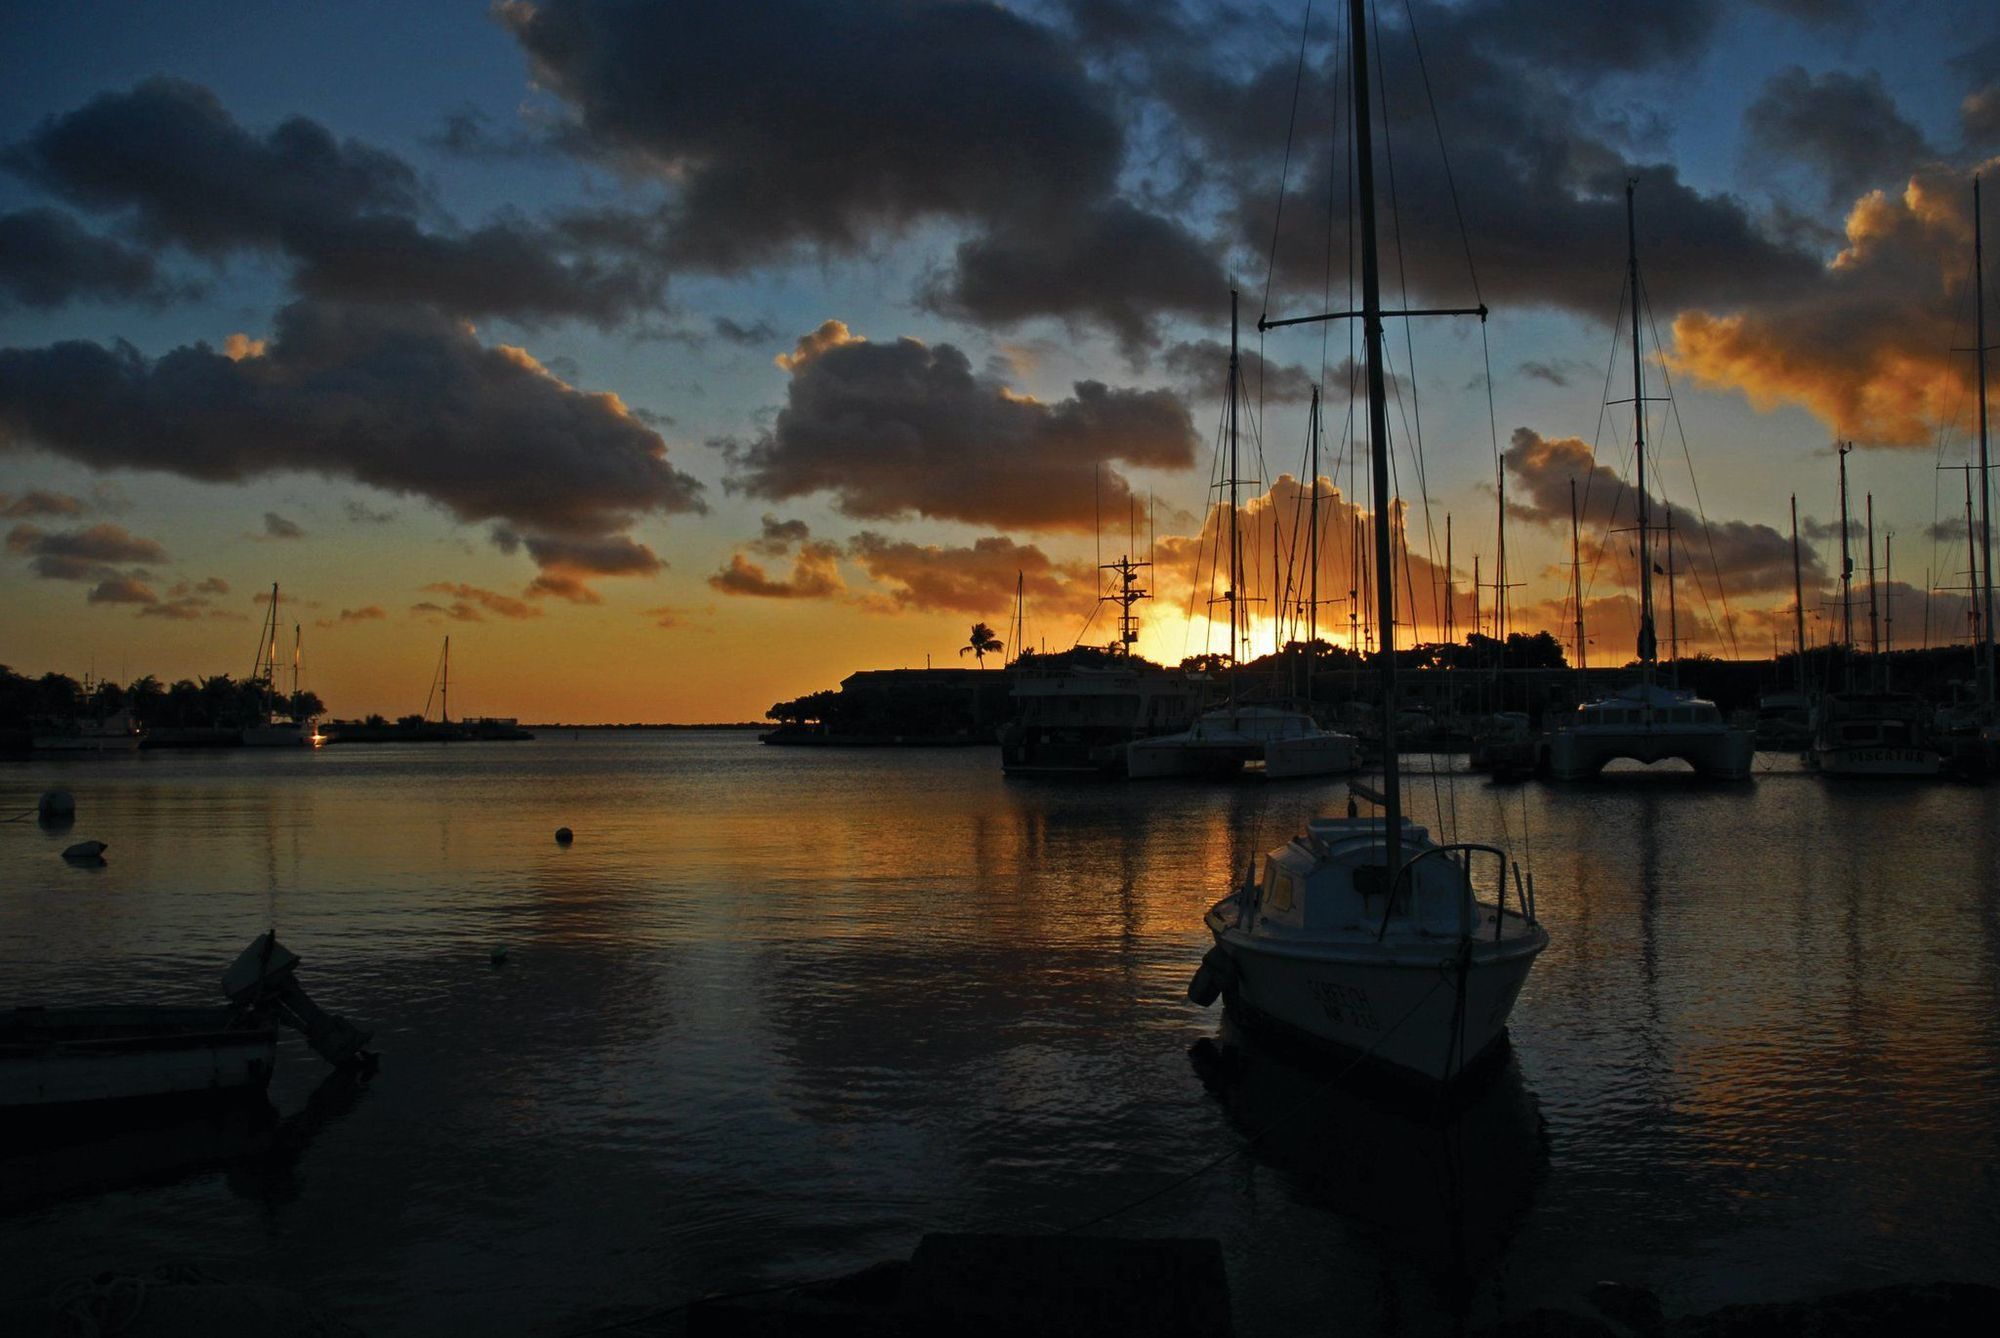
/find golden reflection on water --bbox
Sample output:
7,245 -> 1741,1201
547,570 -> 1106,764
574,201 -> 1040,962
1,737 -> 1998,1332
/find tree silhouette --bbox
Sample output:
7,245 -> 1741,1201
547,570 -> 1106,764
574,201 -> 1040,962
960,622 -> 1004,668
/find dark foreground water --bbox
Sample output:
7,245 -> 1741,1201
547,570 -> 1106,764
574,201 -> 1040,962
2,732 -> 1997,1334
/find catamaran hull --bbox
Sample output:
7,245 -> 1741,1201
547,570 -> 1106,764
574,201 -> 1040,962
1812,746 -> 1941,777
1545,728 -> 1753,781
1208,936 -> 1541,1084
1263,734 -> 1360,778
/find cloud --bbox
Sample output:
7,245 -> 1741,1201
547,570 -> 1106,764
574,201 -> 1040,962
499,0 -> 1121,272
707,542 -> 844,599
138,596 -> 207,619
748,514 -> 811,557
1966,86 -> 2000,150
343,498 -> 396,523
0,488 -> 85,518
422,582 -> 541,620
1518,359 -> 1592,389
0,207 -> 185,311
314,605 -> 387,628
728,323 -> 1195,531
410,599 -> 484,622
87,574 -> 156,605
518,531 -> 665,602
919,201 -> 1225,353
713,316 -> 776,347
642,603 -> 702,628
847,531 -> 1095,617
263,510 -> 305,539
1502,427 -> 1824,597
6,77 -> 662,324
0,298 -> 705,556
1160,340 -> 1317,404
1669,161 -> 1989,445
7,520 -> 167,580
1744,67 -> 1931,207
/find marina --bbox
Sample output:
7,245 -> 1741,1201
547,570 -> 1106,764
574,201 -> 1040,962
3,733 -> 1998,1333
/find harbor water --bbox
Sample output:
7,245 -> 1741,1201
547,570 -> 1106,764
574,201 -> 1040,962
3,732 -> 1997,1333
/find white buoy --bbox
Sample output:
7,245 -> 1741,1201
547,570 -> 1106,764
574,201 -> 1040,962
39,789 -> 75,824
555,827 -> 573,845
62,839 -> 107,863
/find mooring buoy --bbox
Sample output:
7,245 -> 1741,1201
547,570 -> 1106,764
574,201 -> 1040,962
62,839 -> 107,864
39,789 -> 75,825
555,827 -> 573,845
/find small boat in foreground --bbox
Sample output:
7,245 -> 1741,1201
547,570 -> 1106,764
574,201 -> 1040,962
1,933 -> 372,1121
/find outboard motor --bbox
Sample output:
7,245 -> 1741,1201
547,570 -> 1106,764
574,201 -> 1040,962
221,932 -> 374,1067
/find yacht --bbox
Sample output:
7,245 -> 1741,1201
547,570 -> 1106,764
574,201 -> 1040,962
998,662 -> 1204,776
1810,692 -> 1940,776
1126,702 -> 1358,779
1546,683 -> 1753,780
1187,7 -> 1547,1086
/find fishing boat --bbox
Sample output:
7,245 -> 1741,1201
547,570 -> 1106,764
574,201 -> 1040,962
1,933 -> 371,1122
1187,0 -> 1547,1086
1543,184 -> 1752,782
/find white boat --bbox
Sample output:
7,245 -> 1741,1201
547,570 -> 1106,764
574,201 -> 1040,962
241,715 -> 310,747
1545,682 -> 1754,780
1811,692 -> 1941,776
0,1007 -> 277,1113
1127,704 -> 1358,779
1188,6 -> 1546,1087
1192,817 -> 1546,1083
239,582 -> 317,746
33,709 -> 142,753
1,933 -> 372,1120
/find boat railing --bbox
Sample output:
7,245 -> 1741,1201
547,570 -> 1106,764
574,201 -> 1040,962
1381,842 -> 1530,944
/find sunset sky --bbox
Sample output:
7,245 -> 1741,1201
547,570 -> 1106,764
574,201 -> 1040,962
4,0 -> 1999,722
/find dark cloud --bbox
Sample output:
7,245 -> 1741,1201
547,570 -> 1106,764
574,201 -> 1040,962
343,498 -> 396,524
0,299 -> 704,558
501,0 -> 1121,271
1503,427 -> 1823,597
707,542 -> 844,600
314,605 -> 387,627
263,510 -> 305,539
0,208 -> 184,311
713,317 -> 776,347
87,574 -> 156,605
847,531 -> 1093,617
1518,359 -> 1592,389
410,600 -> 485,623
7,520 -> 167,581
728,322 -> 1195,531
423,582 -> 541,619
1160,340 -> 1317,404
1965,86 -> 2000,149
749,514 -> 811,557
1744,67 -> 1931,207
0,488 -> 85,518
921,202 -> 1225,353
7,78 -> 661,324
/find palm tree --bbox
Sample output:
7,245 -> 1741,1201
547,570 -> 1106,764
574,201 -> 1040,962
960,622 -> 1004,668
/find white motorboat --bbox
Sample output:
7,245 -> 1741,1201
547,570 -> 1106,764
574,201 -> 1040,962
1545,682 -> 1754,780
240,714 -> 310,747
1127,704 -> 1358,779
1191,815 -> 1546,1083
33,709 -> 142,753
1188,2 -> 1547,1087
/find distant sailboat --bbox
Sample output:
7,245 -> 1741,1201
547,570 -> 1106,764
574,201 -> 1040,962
1543,184 -> 1753,782
240,583 -> 309,747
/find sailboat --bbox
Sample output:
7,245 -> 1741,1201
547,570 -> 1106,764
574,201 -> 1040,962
240,583 -> 309,747
1809,447 -> 1940,776
1186,0 -> 1546,1085
1543,184 -> 1753,782
1126,303 -> 1359,780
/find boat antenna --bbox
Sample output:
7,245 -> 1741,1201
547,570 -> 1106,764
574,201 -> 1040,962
1838,441 -> 1854,688
1626,182 -> 1658,684
1308,382 -> 1321,706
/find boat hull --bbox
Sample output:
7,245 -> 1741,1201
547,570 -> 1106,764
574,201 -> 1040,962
1545,726 -> 1753,780
1263,733 -> 1360,778
1209,931 -> 1543,1084
240,723 -> 309,747
1,1008 -> 278,1117
1812,745 -> 1941,777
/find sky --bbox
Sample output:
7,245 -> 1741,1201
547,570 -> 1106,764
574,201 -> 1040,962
2,0 -> 1998,722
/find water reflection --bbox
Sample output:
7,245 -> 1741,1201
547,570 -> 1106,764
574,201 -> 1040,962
1189,1022 -> 1546,1324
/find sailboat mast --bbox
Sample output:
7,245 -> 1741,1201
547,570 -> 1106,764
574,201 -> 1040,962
1349,0 -> 1402,866
1627,183 -> 1657,681
1790,494 -> 1806,694
1572,478 -> 1587,675
1976,175 -> 1995,707
291,625 -> 300,701
1308,384 -> 1321,703
1228,289 -> 1242,694
1838,442 -> 1854,660
1666,506 -> 1679,676
1885,532 -> 1894,687
1444,513 -> 1454,646
1866,492 -> 1880,676
1968,467 -> 1983,649
442,635 -> 450,725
